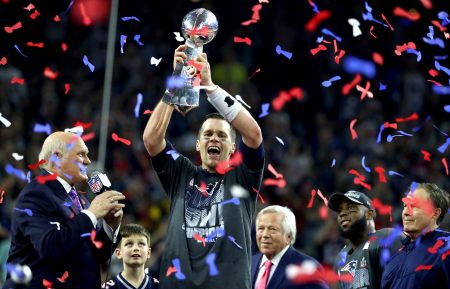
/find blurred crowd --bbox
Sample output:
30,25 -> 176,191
0,0 -> 449,281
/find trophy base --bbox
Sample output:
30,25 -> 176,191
174,104 -> 196,116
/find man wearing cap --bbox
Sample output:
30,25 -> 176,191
328,191 -> 404,289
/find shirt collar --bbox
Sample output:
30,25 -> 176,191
260,245 -> 290,269
45,169 -> 72,193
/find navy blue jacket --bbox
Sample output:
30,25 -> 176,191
3,172 -> 116,289
251,246 -> 329,289
381,229 -> 450,289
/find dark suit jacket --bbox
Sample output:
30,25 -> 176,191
3,171 -> 116,289
251,246 -> 329,289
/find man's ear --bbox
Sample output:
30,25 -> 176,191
366,209 -> 375,220
433,208 -> 442,222
147,248 -> 151,260
196,140 -> 200,152
230,143 -> 236,154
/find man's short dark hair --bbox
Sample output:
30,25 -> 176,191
119,224 -> 151,246
198,112 -> 236,142
418,183 -> 449,225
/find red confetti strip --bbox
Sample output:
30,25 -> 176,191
11,77 -> 25,85
372,198 -> 393,222
421,150 -> 431,161
395,42 -> 416,56
44,67 -> 59,80
319,205 -> 328,219
310,44 -> 327,55
333,39 -> 338,53
374,166 -> 387,183
57,271 -> 69,283
263,178 -> 286,188
251,4 -> 262,21
23,3 -> 35,10
372,52 -> 384,65
216,152 -> 243,174
90,229 -> 103,249
349,169 -> 365,180
36,174 -> 58,184
143,109 -> 153,115
198,181 -> 208,197
193,233 -> 206,247
64,83 -> 71,95
27,42 -> 44,48
252,187 -> 265,204
431,20 -> 447,32
54,15 -> 61,22
393,7 -> 421,21
420,0 -> 433,9
349,119 -> 358,140
79,2 -> 92,26
354,177 -> 372,190
30,9 -> 40,19
0,57 -> 7,66
395,112 -> 418,123
0,189 -> 5,204
402,194 -> 436,216
442,250 -> 450,261
291,265 -> 353,285
4,21 -> 22,33
415,265 -> 433,272
427,79 -> 443,86
304,10 -> 331,32
28,159 -> 46,170
249,68 -> 261,80
233,36 -> 252,46
427,239 -> 444,254
369,25 -> 378,39
267,163 -> 283,179
271,87 -> 304,111
334,49 -> 346,64
442,158 -> 449,175
187,27 -> 210,37
111,133 -> 132,146
61,42 -> 68,51
381,13 -> 394,31
166,266 -> 177,277
241,19 -> 258,26
74,121 -> 93,130
428,69 -> 439,77
383,122 -> 398,129
307,189 -> 316,208
43,279 -> 53,289
81,132 -> 95,142
342,74 -> 362,95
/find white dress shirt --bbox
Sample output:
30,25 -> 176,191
254,245 -> 290,288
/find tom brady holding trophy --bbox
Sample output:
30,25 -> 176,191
162,8 -> 218,114
143,8 -> 265,289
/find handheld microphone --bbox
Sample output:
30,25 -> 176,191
87,171 -> 111,194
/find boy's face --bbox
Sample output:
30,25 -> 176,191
116,235 -> 151,268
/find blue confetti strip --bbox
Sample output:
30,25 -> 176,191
435,61 -> 450,76
80,232 -> 91,237
166,150 -> 180,160
376,123 -> 385,143
361,156 -> 371,173
134,35 -> 144,46
379,83 -> 387,91
258,103 -> 270,118
172,258 -> 186,280
275,45 -> 293,59
121,16 -> 141,22
406,48 -> 422,62
135,93 -> 143,118
343,55 -> 376,79
388,170 -> 404,177
83,55 -> 95,72
437,138 -> 450,153
331,158 -> 336,167
338,251 -> 347,267
321,28 -> 342,42
227,236 -> 243,249
120,35 -> 127,54
432,85 -> 450,95
205,253 -> 219,276
321,75 -> 341,87
219,198 -> 240,206
33,123 -> 52,135
59,0 -> 74,16
444,105 -> 450,112
13,44 -> 28,58
5,164 -> 27,180
15,208 -> 33,216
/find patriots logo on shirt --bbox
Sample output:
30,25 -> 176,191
340,260 -> 357,277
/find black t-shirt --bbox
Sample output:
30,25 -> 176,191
151,141 -> 264,289
333,228 -> 405,289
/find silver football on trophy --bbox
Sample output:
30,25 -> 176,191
162,8 -> 219,115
